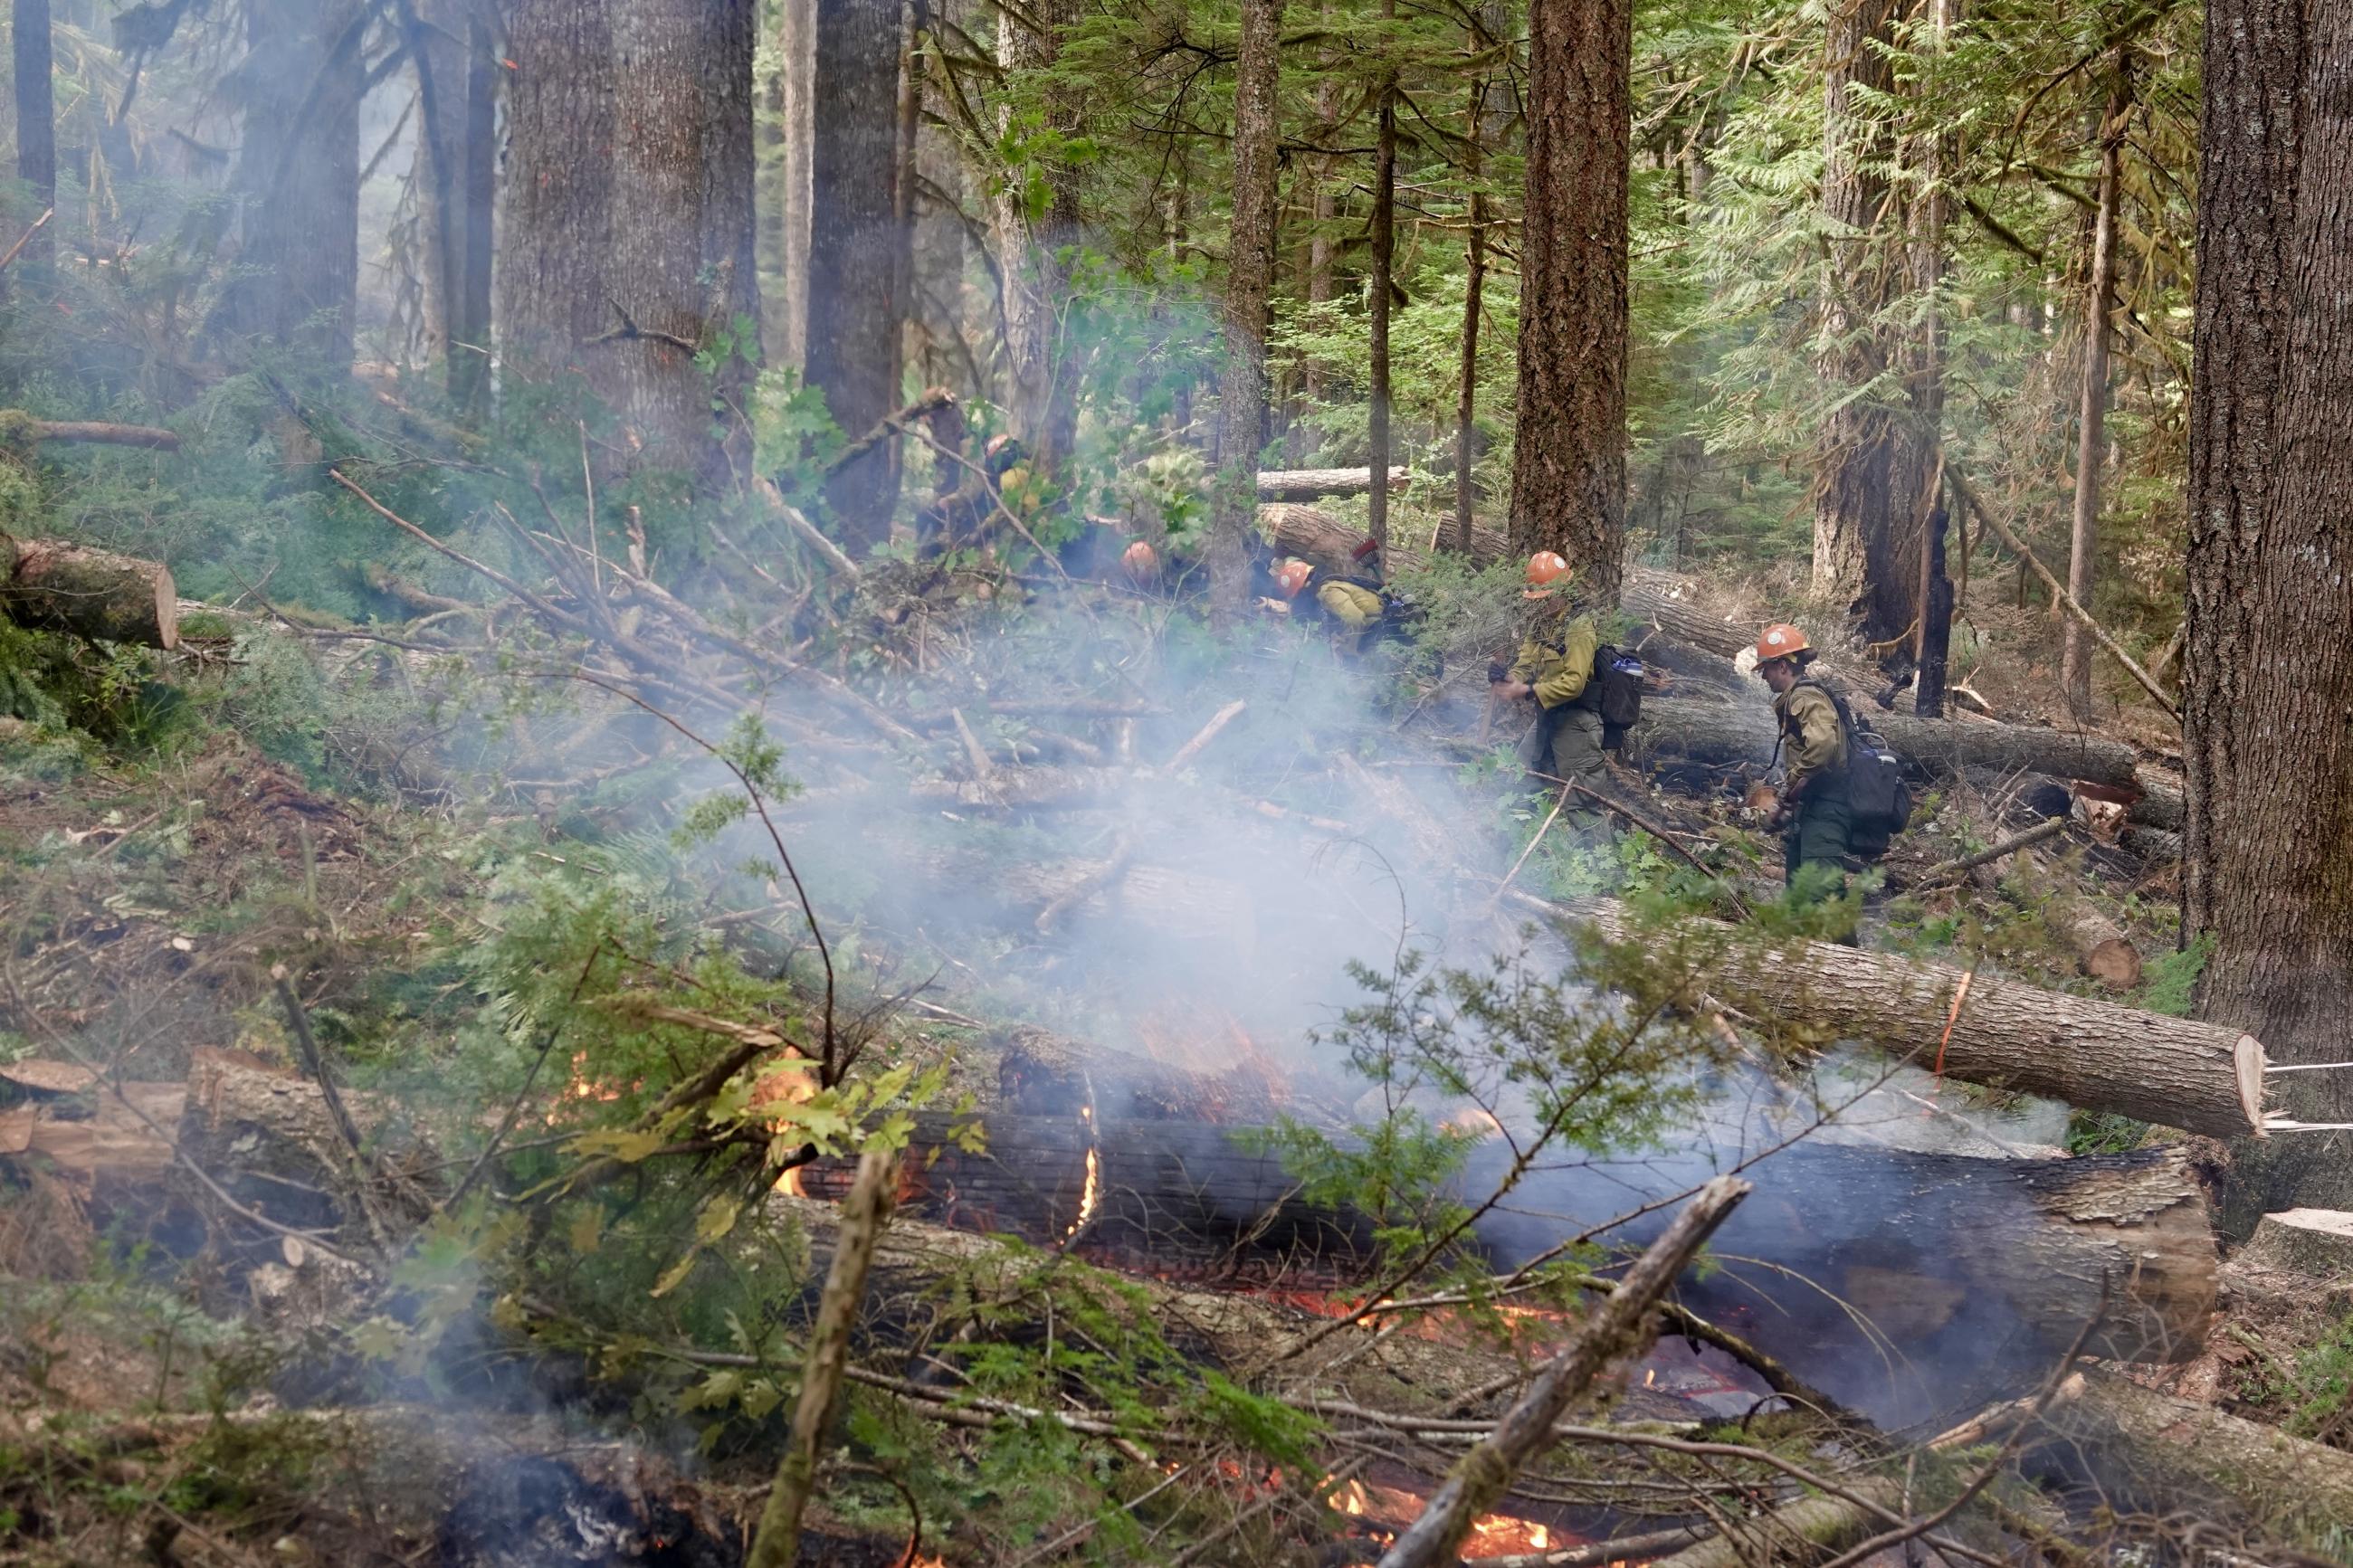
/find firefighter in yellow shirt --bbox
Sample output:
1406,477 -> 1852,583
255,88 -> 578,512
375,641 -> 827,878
1491,552 -> 1606,811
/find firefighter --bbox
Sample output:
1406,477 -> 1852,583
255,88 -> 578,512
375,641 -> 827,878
1267,546 -> 1390,650
1491,552 -> 1606,813
1753,622 -> 1857,908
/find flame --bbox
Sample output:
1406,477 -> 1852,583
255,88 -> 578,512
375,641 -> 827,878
776,1164 -> 807,1198
1062,1134 -> 1101,1242
1330,1478 -> 1369,1516
1644,1367 -> 1656,1388
1443,1105 -> 1505,1139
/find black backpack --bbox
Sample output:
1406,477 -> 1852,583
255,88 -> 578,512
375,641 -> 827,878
1795,679 -> 1910,857
1589,644 -> 1646,750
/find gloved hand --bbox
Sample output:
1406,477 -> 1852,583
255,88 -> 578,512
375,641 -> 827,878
1767,803 -> 1791,832
1488,660 -> 1509,686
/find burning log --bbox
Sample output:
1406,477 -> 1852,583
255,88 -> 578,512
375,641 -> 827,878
1257,465 -> 1410,502
993,1023 -> 1288,1123
0,536 -> 179,649
815,1114 -> 2215,1423
1521,893 -> 2264,1138
1639,696 -> 2142,789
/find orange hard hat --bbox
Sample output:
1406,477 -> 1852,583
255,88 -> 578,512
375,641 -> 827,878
1275,559 -> 1314,600
1525,551 -> 1570,586
1121,540 -> 1160,582
1755,623 -> 1811,663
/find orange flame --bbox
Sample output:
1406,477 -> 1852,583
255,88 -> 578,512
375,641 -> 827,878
1063,1144 -> 1101,1241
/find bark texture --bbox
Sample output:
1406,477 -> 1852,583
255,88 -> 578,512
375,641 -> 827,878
1505,0 -> 1632,606
1546,896 -> 2263,1138
993,0 -> 1081,472
805,0 -> 907,549
11,0 -> 54,279
1206,0 -> 1286,617
1255,466 -> 1408,501
1367,0 -> 1397,568
1812,0 -> 1931,643
767,0 -> 816,372
500,0 -> 757,482
2031,1369 -> 2353,1548
2185,0 -> 2353,1228
214,0 -> 364,373
0,537 -> 178,649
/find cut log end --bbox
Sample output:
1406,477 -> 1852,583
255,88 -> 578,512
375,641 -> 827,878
0,538 -> 180,650
2244,1208 -> 2353,1278
2236,1034 -> 2269,1138
2082,937 -> 2142,990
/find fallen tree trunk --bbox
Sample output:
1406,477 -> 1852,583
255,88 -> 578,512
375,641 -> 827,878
1639,696 -> 2141,788
9,417 -> 182,451
1516,892 -> 2266,1138
2127,764 -> 2184,830
0,537 -> 179,648
2043,892 -> 2142,991
1256,466 -> 1408,502
807,1113 -> 2215,1425
2028,1369 -> 2353,1550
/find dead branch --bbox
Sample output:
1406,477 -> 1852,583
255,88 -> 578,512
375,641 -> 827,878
589,295 -> 700,356
1034,836 -> 1136,934
1377,1176 -> 1752,1568
757,478 -> 862,582
746,1150 -> 900,1568
1911,818 -> 2070,884
1164,698 -> 1248,772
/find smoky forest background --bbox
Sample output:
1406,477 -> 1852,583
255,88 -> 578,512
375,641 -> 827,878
4,0 -> 2353,1564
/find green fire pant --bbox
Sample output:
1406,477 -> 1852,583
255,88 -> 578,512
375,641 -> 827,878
1519,703 -> 1607,831
1783,793 -> 1859,938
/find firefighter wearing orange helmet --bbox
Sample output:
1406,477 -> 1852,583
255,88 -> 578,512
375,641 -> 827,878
1491,552 -> 1605,814
1753,622 -> 1857,913
1268,544 -> 1394,649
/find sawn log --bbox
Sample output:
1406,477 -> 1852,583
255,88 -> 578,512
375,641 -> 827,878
0,536 -> 179,648
1529,893 -> 2266,1137
1256,465 -> 1409,502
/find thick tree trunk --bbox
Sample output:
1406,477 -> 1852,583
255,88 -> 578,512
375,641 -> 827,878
994,0 -> 1081,472
805,0 -> 906,549
1367,0 -> 1396,570
11,0 -> 54,280
2063,56 -> 2129,719
1536,893 -> 2266,1138
401,0 -> 466,369
1638,695 -> 2143,789
1505,0 -> 1631,606
214,0 -> 363,374
501,0 -> 756,481
1298,9 -> 1338,451
1206,0 -> 1285,618
2185,0 -> 2353,1230
1,537 -> 178,649
1812,0 -> 1928,644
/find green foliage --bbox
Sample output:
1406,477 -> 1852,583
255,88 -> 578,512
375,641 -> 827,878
2137,932 -> 2214,1019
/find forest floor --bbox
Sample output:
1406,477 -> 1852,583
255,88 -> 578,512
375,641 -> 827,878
1,542 -> 2344,1566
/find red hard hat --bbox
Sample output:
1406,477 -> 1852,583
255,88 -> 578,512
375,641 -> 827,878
1121,540 -> 1160,582
1755,623 -> 1811,663
1276,559 -> 1314,600
1525,551 -> 1570,586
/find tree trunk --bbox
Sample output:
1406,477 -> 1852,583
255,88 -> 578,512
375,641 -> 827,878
453,0 -> 497,413
805,0 -> 906,550
1,537 -> 178,649
1300,9 -> 1338,442
1812,0 -> 1928,645
1451,1 -> 1511,556
1367,0 -> 1396,572
500,0 -> 756,482
1916,505 -> 1955,716
11,0 -> 54,280
2185,0 -> 2353,1231
768,0 -> 816,373
1532,893 -> 2266,1138
1638,695 -> 2143,790
1505,0 -> 1632,607
2062,54 -> 2129,719
1206,0 -> 1285,618
993,0 -> 1081,473
400,0 -> 465,370
214,0 -> 364,375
